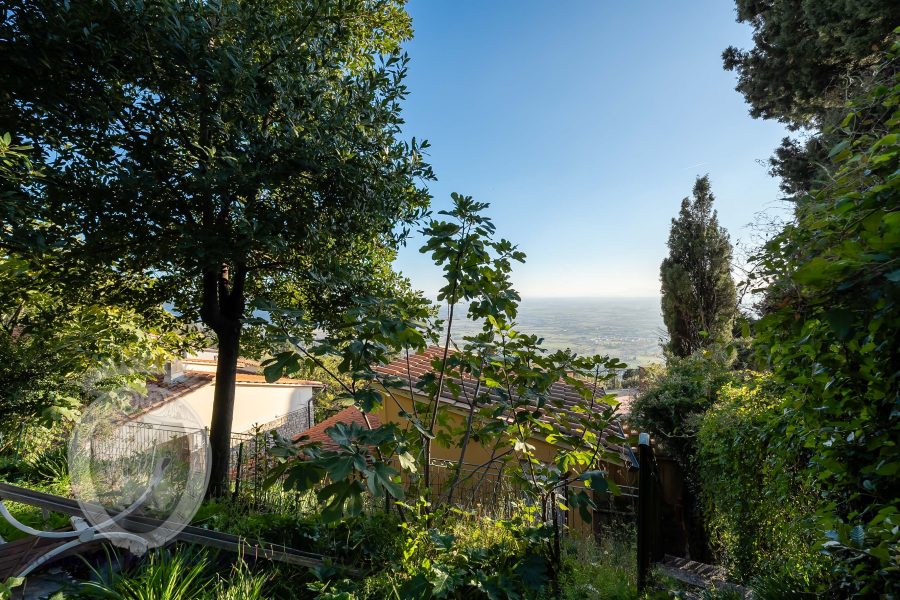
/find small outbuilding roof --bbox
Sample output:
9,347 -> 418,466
231,372 -> 324,387
293,406 -> 381,451
131,372 -> 215,416
128,369 -> 323,418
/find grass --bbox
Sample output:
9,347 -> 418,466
559,530 -> 638,600
76,547 -> 270,600
0,449 -> 72,542
79,548 -> 210,600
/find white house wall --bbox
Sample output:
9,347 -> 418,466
143,382 -> 315,437
181,383 -> 216,430
230,383 -> 315,433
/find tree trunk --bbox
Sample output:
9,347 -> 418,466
207,326 -> 241,497
199,263 -> 247,499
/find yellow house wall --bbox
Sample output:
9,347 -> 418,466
377,388 -> 600,532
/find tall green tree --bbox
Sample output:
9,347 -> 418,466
723,0 -> 900,197
660,176 -> 737,358
1,0 -> 432,495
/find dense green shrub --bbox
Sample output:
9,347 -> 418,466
68,513 -> 635,599
629,348 -> 733,468
189,499 -> 608,599
306,502 -> 553,599
193,502 -> 405,569
751,35 -> 900,596
696,375 -> 828,588
0,258 -> 196,443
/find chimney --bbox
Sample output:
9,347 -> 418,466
164,359 -> 185,383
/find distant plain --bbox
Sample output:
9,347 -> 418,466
439,296 -> 665,367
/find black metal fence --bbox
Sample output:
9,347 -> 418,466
225,431 -> 531,518
226,428 -> 307,513
227,437 -> 637,534
94,422 -> 639,535
225,432 -> 546,520
86,422 -> 208,461
414,459 -> 526,518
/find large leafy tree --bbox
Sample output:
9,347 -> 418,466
723,1 -> 900,197
1,0 -> 432,494
660,176 -> 737,358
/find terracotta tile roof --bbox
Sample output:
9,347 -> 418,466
374,346 -> 610,418
230,372 -> 324,387
182,356 -> 261,373
193,349 -> 261,365
122,368 -> 321,426
614,393 -> 637,416
374,346 -> 635,466
293,406 -> 381,451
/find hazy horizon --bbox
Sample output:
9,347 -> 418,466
434,296 -> 665,367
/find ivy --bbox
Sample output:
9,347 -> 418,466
697,375 -> 828,587
751,33 -> 900,596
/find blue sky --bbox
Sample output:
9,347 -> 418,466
393,0 -> 790,298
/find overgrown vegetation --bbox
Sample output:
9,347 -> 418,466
636,26 -> 900,597
630,350 -> 733,470
256,192 -> 629,593
558,530 -> 638,600
696,375 -> 828,589
747,35 -> 900,596
0,510 -> 637,600
0,1 -> 897,599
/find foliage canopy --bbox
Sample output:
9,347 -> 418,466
1,0 -> 433,494
723,0 -> 900,128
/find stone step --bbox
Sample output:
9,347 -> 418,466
657,554 -> 751,598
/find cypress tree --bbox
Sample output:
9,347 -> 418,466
660,176 -> 737,357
